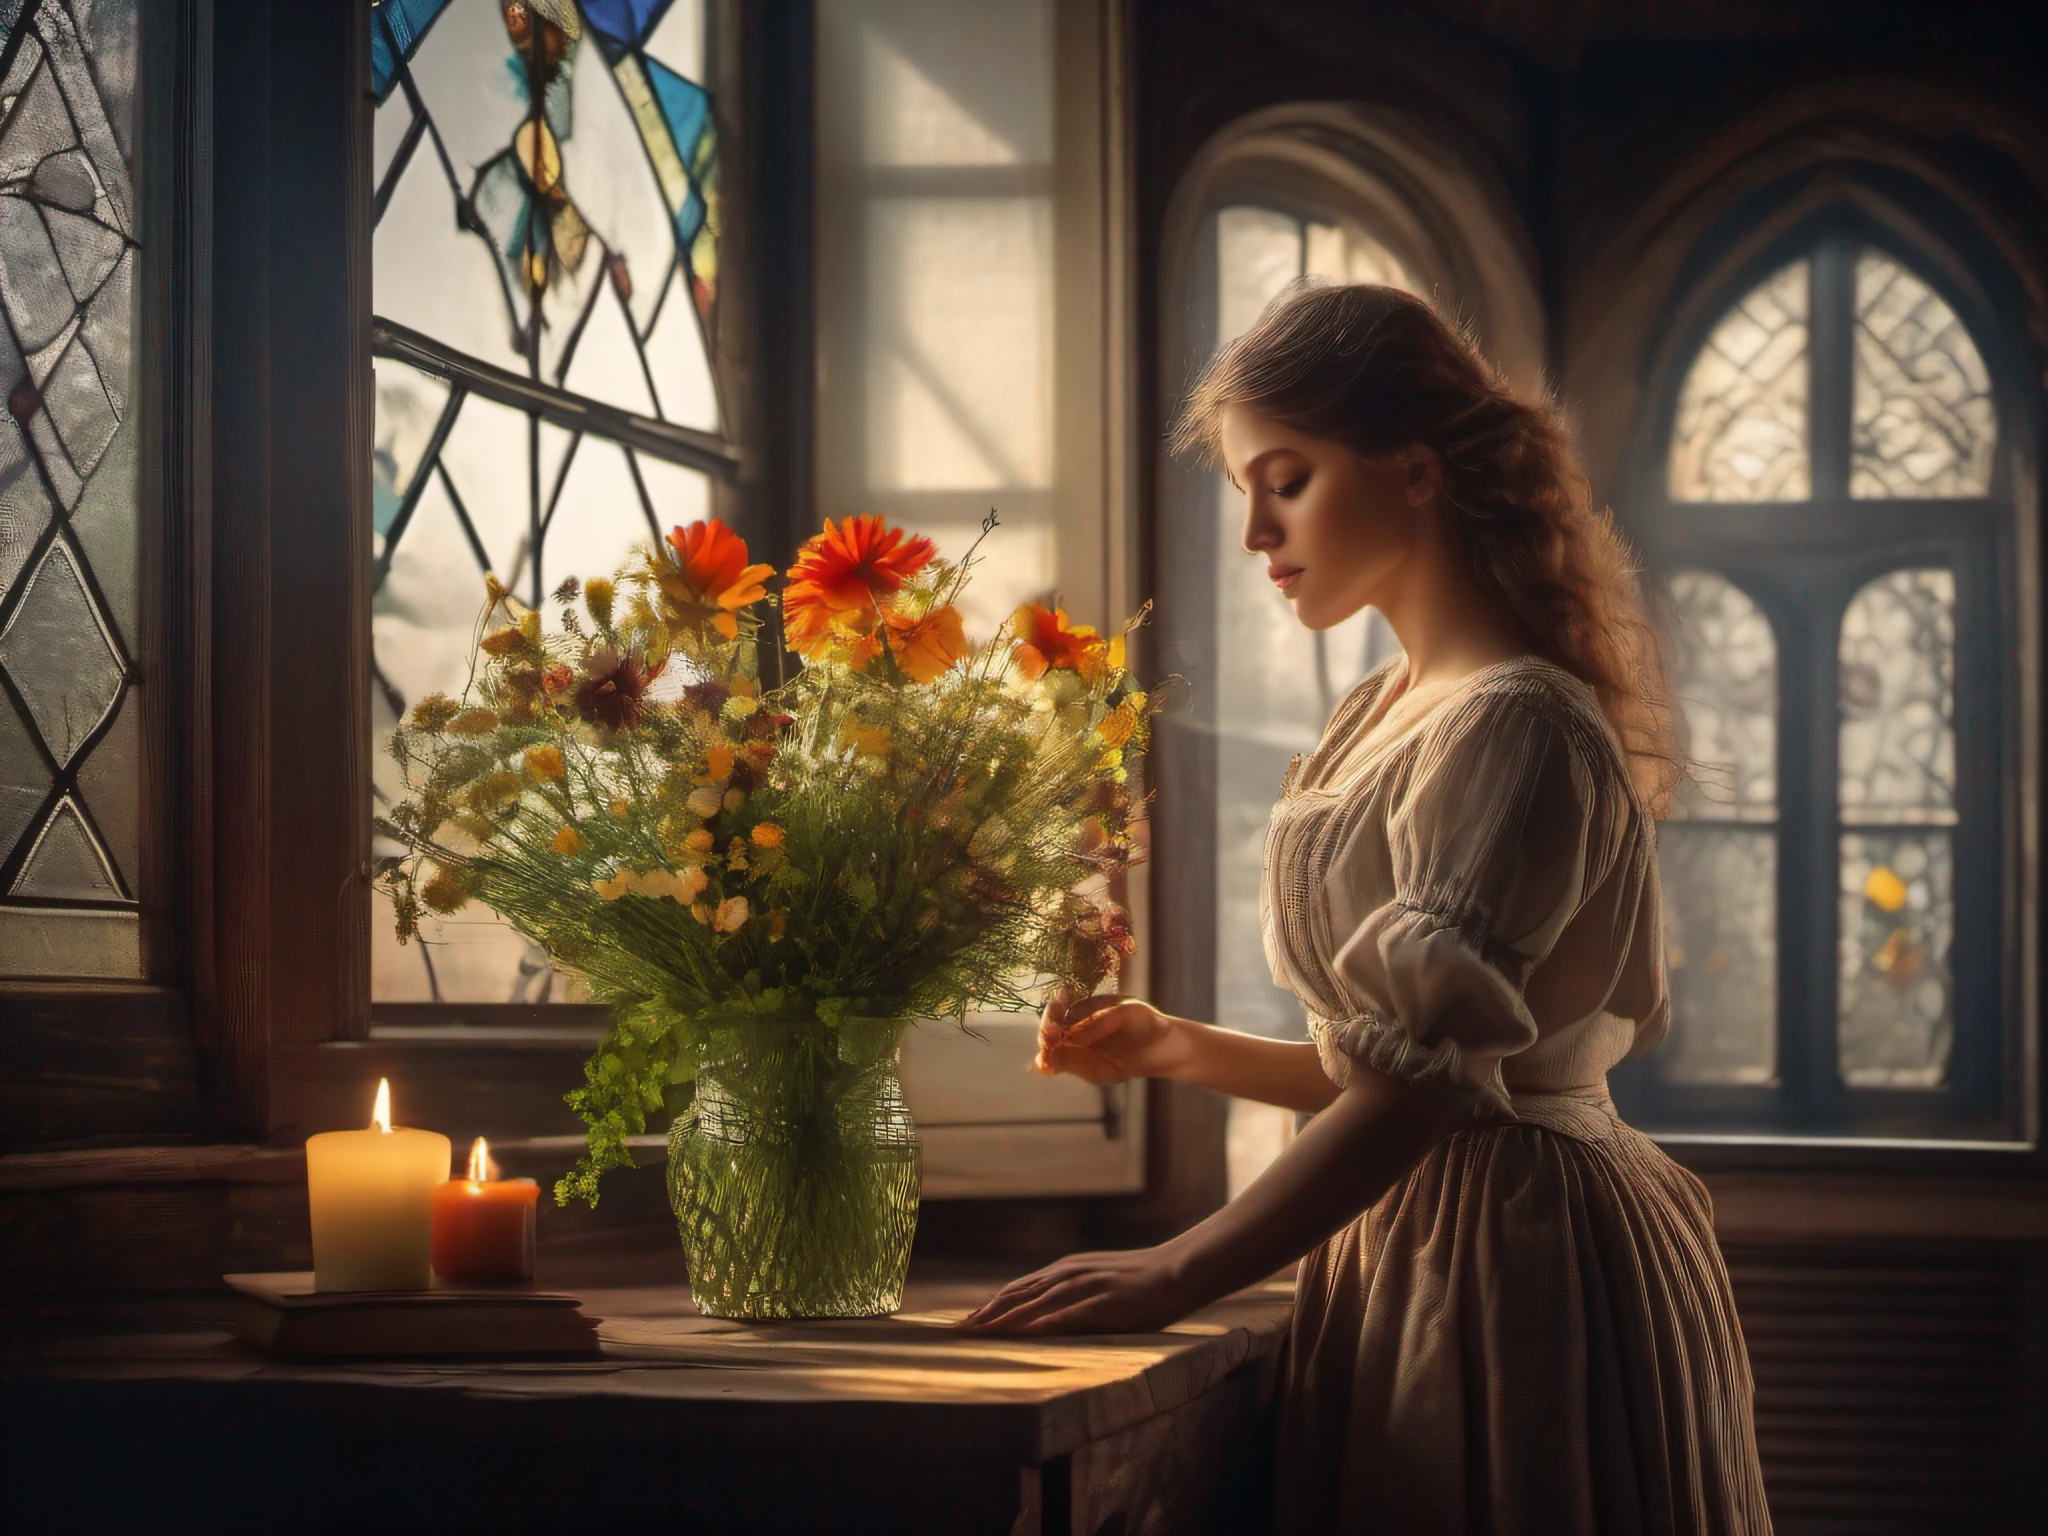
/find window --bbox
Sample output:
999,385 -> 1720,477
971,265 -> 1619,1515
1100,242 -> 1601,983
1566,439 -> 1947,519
1619,219 -> 2024,1142
367,0 -> 734,1007
0,0 -> 146,979
1152,110 -> 1545,1196
812,0 -> 1141,1196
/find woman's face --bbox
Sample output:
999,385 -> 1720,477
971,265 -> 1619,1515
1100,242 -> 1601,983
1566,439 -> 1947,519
1218,404 -> 1436,632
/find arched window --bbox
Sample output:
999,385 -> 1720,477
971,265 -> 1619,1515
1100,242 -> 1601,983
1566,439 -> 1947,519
1619,215 -> 2023,1141
1153,109 -> 1544,1191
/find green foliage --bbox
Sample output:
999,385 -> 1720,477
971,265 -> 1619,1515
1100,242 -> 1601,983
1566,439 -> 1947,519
378,523 -> 1162,1206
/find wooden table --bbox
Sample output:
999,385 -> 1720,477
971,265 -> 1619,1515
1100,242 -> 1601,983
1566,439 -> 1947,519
3,1275 -> 1294,1535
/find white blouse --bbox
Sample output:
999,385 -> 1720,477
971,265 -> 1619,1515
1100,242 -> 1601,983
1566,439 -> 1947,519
1260,655 -> 1670,1120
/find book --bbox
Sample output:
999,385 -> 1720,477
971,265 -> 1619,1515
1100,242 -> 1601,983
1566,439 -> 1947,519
224,1272 -> 602,1359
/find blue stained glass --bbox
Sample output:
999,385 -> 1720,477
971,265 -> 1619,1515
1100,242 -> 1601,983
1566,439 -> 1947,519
372,0 -> 455,101
582,0 -> 674,47
646,57 -> 709,245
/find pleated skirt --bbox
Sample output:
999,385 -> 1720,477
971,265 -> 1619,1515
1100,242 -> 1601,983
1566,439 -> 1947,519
1273,1094 -> 1773,1535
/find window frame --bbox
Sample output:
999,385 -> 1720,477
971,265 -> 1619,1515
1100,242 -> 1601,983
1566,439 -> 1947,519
1611,199 -> 2036,1156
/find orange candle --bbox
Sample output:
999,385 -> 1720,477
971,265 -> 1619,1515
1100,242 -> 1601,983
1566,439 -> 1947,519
431,1138 -> 538,1283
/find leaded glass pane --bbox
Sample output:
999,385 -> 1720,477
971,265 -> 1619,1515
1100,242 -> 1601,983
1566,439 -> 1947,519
1668,261 -> 1810,502
0,0 -> 141,977
1667,570 -> 1777,819
370,0 -> 724,1003
1838,830 -> 1954,1087
1851,252 -> 1995,498
1657,826 -> 1778,1085
1838,567 -> 1955,824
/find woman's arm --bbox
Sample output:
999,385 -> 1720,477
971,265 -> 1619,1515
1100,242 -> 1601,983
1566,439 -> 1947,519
1035,995 -> 1340,1114
959,1062 -> 1469,1334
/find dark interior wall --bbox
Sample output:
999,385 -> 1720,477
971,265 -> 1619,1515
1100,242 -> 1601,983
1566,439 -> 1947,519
1132,0 -> 2048,486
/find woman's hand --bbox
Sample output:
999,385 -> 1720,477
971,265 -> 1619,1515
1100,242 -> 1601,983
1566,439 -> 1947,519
954,1245 -> 1194,1335
1032,992 -> 1193,1084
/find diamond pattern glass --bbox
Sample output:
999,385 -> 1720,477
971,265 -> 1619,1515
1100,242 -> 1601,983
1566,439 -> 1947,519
1852,253 -> 1995,498
1667,570 -> 1777,820
0,0 -> 141,973
1668,261 -> 1810,502
1838,830 -> 1954,1087
1657,570 -> 1780,1084
1657,826 -> 1778,1085
370,0 -> 726,1002
1838,567 -> 1955,825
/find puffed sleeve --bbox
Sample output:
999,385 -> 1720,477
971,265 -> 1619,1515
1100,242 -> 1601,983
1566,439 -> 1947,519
1314,686 -> 1628,1119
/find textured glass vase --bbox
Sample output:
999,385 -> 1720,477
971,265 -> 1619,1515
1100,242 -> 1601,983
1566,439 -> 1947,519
667,1016 -> 921,1319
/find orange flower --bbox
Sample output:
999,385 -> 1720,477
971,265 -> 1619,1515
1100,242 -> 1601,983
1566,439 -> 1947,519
883,603 -> 967,684
783,516 -> 937,657
1012,602 -> 1108,680
653,519 -> 772,640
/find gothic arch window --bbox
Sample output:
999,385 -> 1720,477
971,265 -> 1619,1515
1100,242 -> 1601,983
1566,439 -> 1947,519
1619,211 -> 2025,1141
1152,109 -> 1545,1191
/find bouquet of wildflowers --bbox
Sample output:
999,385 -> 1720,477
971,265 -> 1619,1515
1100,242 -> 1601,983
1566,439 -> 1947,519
379,512 -> 1154,1210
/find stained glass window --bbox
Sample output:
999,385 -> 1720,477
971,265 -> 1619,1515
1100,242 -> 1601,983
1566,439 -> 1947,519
1852,254 -> 1995,498
369,0 -> 733,1003
1668,261 -> 1810,503
1646,221 -> 2008,1136
0,0 -> 142,978
1658,571 -> 1778,1085
1838,569 -> 1956,1086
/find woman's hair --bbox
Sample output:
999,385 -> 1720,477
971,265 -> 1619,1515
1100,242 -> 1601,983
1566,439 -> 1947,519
1172,280 -> 1681,813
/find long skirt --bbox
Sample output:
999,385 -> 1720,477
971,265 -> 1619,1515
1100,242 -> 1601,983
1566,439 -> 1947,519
1273,1089 -> 1773,1534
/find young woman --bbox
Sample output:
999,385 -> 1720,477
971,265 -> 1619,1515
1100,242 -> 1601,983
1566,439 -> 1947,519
958,283 -> 1772,1532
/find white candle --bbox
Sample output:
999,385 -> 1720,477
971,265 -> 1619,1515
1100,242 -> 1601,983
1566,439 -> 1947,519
306,1079 -> 451,1291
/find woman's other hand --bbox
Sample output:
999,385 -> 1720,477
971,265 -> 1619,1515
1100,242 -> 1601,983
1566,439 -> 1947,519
954,1245 -> 1193,1335
1032,991 -> 1193,1084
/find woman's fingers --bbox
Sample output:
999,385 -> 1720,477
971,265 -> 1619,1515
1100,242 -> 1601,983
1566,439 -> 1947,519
1061,1004 -> 1134,1049
959,1265 -> 1072,1326
969,1275 -> 1103,1333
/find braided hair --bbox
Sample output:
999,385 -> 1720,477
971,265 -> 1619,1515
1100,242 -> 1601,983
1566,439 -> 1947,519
1172,280 -> 1681,814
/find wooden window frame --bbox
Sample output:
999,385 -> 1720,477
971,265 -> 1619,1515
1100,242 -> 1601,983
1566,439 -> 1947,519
1608,184 -> 2044,1171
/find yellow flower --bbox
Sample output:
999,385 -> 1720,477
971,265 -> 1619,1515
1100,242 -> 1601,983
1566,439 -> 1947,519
750,822 -> 784,848
552,826 -> 584,856
684,828 -> 715,854
522,745 -> 566,784
447,707 -> 501,737
695,744 -> 734,785
452,812 -> 497,846
676,866 -> 709,903
469,769 -> 521,812
837,716 -> 892,757
583,577 -> 615,627
593,871 -> 632,901
420,866 -> 468,914
1865,865 -> 1908,913
714,895 -> 749,933
480,623 -> 533,658
1096,703 -> 1136,750
686,785 -> 723,818
689,901 -> 713,925
409,693 -> 460,731
635,869 -> 678,900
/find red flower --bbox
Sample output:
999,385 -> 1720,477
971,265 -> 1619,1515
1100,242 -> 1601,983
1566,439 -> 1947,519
783,516 -> 937,659
653,520 -> 773,640
1012,602 -> 1109,681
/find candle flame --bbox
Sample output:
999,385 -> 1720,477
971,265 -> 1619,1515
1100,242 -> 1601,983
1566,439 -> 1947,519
371,1078 -> 392,1133
468,1137 -> 489,1182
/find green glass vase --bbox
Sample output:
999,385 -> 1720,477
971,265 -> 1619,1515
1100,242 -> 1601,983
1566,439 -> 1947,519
666,1015 -> 921,1319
